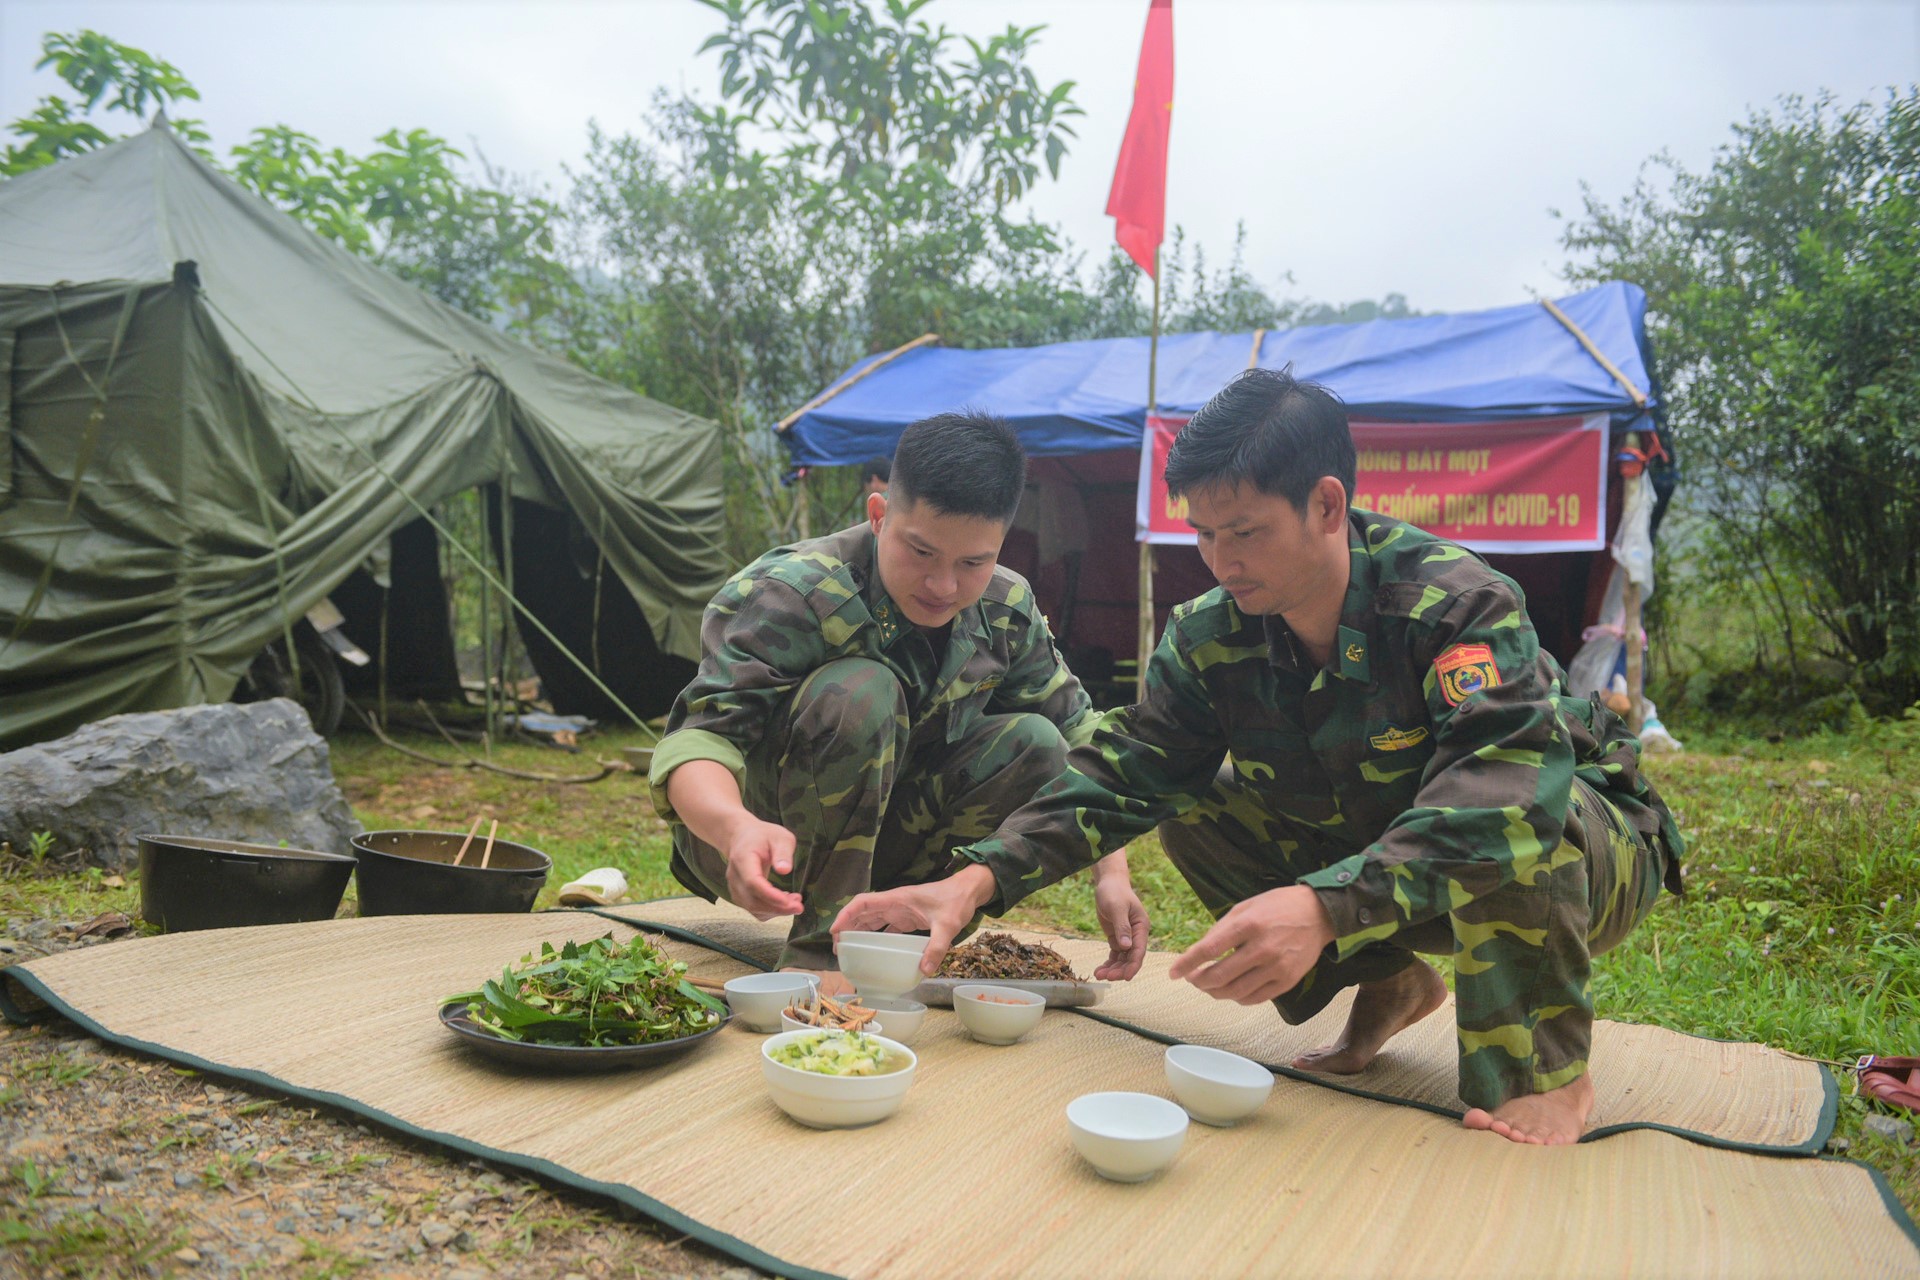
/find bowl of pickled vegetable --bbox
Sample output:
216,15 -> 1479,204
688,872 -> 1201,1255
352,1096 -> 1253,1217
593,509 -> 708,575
760,1029 -> 917,1128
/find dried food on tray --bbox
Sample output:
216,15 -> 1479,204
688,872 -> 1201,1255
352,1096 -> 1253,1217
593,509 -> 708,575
936,932 -> 1083,982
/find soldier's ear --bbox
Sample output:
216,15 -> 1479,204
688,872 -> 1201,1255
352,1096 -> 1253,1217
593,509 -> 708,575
867,491 -> 888,531
1312,476 -> 1348,529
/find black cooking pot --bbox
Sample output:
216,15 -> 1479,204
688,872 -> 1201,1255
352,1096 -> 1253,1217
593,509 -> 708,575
138,835 -> 357,933
351,829 -> 550,916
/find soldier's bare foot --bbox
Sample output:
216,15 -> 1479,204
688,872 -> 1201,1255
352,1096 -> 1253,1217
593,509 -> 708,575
1292,960 -> 1447,1074
783,967 -> 855,997
1461,1073 -> 1594,1145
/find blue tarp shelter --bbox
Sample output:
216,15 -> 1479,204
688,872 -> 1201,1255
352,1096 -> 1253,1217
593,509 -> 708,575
776,282 -> 1664,688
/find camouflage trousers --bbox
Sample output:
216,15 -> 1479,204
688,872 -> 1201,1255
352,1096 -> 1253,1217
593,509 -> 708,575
1159,772 -> 1670,1111
671,657 -> 1073,970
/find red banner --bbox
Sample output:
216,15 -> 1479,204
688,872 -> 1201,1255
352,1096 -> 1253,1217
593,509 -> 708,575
1137,413 -> 1609,554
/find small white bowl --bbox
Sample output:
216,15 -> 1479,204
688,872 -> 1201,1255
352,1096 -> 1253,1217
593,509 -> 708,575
836,932 -> 930,999
761,1030 -> 917,1129
723,972 -> 817,1033
1066,1091 -> 1189,1182
952,983 -> 1046,1045
1164,1044 -> 1275,1126
851,995 -> 926,1046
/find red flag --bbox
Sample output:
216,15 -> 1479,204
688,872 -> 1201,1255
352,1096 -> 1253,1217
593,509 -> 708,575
1106,0 -> 1174,277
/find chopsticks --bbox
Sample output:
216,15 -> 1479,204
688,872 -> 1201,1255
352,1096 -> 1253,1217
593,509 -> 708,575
451,815 -> 484,866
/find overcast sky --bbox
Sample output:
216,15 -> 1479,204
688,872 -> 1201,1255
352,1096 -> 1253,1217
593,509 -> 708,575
3,0 -> 1916,315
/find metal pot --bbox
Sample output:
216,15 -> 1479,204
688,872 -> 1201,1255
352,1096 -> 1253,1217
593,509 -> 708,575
351,829 -> 550,916
138,835 -> 356,933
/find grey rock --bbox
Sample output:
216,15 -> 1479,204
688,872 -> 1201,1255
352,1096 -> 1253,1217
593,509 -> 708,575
420,1221 -> 457,1247
0,700 -> 360,871
172,1171 -> 197,1189
1863,1114 -> 1914,1145
274,1218 -> 297,1234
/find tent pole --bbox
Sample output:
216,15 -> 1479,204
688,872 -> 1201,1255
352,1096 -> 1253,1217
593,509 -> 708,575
479,489 -> 495,752
1624,578 -> 1645,733
1136,250 -> 1163,692
378,582 -> 390,729
500,465 -> 518,728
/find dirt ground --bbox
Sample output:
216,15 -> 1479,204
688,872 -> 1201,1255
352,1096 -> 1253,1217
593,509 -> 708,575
0,939 -> 751,1279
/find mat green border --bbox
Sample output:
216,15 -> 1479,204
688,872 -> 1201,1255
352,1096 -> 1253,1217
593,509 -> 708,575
581,901 -> 1843,1158
6,919 -> 1917,1267
1,964 -> 843,1280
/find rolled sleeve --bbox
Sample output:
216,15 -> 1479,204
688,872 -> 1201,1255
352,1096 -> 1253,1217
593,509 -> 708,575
646,728 -> 748,824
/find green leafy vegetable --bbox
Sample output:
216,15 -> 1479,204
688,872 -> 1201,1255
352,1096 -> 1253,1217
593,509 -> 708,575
444,934 -> 725,1047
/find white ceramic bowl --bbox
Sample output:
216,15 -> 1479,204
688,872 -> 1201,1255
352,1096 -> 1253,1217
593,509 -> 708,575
760,1030 -> 917,1129
952,983 -> 1046,1045
851,995 -> 926,1046
723,972 -> 818,1033
1164,1044 -> 1275,1126
1066,1091 -> 1189,1182
835,932 -> 930,998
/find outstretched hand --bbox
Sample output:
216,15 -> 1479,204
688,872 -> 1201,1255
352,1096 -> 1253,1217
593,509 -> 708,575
1167,885 -> 1336,1005
1092,866 -> 1149,981
722,816 -> 805,920
831,864 -> 998,976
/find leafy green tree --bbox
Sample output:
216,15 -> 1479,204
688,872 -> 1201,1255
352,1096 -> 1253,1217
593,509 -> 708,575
1562,90 -> 1920,710
1,29 -> 207,174
228,125 -> 571,322
570,0 -> 1094,555
5,29 -> 566,325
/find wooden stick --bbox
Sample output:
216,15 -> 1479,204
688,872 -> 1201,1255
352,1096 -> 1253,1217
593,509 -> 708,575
451,815 -> 483,866
1539,296 -> 1649,408
480,819 -> 499,869
774,332 -> 939,431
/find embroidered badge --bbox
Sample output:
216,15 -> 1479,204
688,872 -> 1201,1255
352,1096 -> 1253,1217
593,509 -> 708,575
1435,643 -> 1501,706
1369,725 -> 1430,751
1344,643 -> 1366,664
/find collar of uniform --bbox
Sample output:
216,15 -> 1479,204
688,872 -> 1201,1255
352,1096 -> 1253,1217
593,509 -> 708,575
856,527 -> 995,650
855,527 -> 908,648
1260,518 -> 1379,681
1334,513 -> 1381,683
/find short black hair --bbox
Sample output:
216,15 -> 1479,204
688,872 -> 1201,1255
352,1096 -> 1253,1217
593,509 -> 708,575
1164,367 -> 1355,509
860,456 -> 891,484
889,411 -> 1026,523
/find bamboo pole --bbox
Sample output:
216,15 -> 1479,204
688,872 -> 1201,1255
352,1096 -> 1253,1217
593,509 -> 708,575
1539,297 -> 1648,408
1623,578 -> 1645,733
774,333 -> 941,432
1136,251 -> 1163,688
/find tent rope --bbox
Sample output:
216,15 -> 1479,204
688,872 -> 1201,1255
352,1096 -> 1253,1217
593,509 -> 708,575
198,291 -> 663,740
1246,328 -> 1266,370
774,333 -> 940,433
1539,297 -> 1648,409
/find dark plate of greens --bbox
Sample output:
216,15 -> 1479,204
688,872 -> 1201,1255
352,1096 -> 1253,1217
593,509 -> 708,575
440,933 -> 731,1074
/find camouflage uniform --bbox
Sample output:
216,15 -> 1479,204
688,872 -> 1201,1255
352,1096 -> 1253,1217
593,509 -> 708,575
648,522 -> 1096,970
950,511 -> 1684,1110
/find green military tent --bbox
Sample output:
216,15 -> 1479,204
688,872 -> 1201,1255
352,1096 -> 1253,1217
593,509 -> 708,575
0,123 -> 727,750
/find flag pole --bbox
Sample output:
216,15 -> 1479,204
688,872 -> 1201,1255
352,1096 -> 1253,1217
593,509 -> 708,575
1137,250 -> 1162,690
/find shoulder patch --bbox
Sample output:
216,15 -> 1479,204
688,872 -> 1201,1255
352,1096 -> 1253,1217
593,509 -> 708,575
1435,643 -> 1501,706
